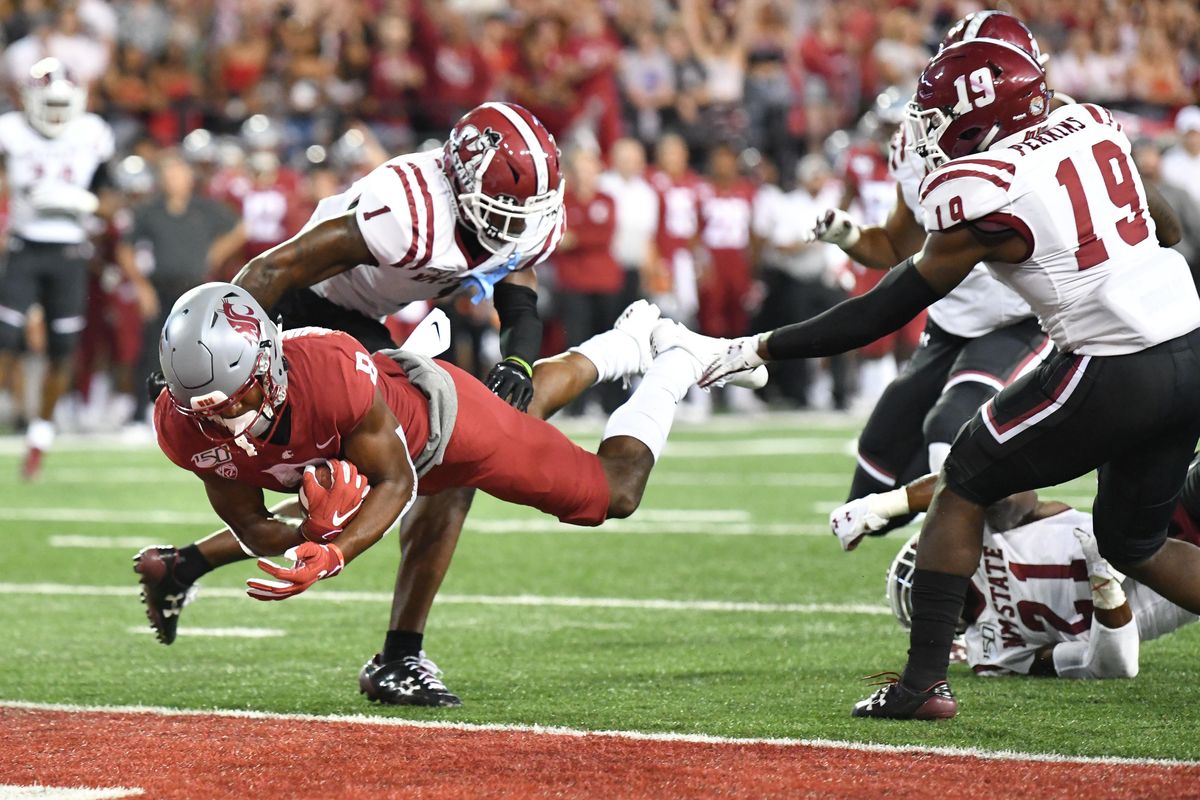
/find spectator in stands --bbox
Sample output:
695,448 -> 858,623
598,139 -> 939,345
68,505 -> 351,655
752,154 -> 847,408
619,28 -> 675,145
598,137 -> 658,309
1128,27 -> 1195,109
5,5 -> 109,88
1085,19 -> 1131,104
697,143 -> 755,340
411,2 -> 491,135
1133,139 -> 1200,270
549,147 -> 624,415
119,152 -> 244,418
660,24 -> 708,154
1163,106 -> 1200,209
1049,28 -> 1093,102
681,0 -> 754,142
872,8 -> 929,91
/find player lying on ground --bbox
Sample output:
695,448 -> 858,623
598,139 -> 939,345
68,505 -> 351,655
140,282 -> 760,704
138,102 -> 564,705
833,471 -> 1199,678
808,11 -> 1057,535
700,40 -> 1200,719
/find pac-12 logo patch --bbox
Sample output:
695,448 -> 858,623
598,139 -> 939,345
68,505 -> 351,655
192,444 -> 233,469
216,463 -> 239,479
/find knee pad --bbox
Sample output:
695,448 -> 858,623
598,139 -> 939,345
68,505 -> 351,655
924,381 -> 994,450
46,314 -> 86,360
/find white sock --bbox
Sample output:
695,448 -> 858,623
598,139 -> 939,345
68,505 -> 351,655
571,329 -> 643,384
602,349 -> 699,461
27,418 -> 55,450
928,442 -> 951,473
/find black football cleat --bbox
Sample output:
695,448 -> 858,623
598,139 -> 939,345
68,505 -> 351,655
359,653 -> 463,707
851,672 -> 958,720
133,546 -> 196,645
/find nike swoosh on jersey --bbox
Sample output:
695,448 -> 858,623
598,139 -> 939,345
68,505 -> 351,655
316,435 -> 337,450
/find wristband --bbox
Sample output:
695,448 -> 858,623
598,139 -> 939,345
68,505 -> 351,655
504,355 -> 533,377
868,488 -> 910,521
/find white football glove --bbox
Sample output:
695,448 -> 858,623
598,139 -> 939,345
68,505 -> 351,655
804,208 -> 861,249
1072,527 -> 1127,610
829,496 -> 889,552
829,489 -> 911,552
698,335 -> 766,389
29,183 -> 99,216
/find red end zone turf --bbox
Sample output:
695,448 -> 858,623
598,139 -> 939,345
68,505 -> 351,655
1,707 -> 1198,799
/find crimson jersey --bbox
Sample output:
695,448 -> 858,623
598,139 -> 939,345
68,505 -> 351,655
156,329 -> 430,493
842,144 -> 895,227
698,180 -> 755,267
920,103 -> 1200,355
237,169 -> 308,260
649,169 -> 703,257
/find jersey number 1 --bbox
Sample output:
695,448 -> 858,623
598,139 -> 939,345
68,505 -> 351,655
1054,140 -> 1150,270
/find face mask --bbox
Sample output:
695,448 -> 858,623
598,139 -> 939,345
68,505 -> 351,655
214,406 -> 272,439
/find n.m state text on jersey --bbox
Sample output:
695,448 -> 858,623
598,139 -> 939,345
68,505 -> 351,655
303,150 -> 562,318
919,103 -> 1200,355
889,127 -> 1032,338
0,111 -> 113,244
965,509 -> 1096,675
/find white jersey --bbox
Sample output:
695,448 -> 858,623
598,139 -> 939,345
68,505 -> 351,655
0,111 -> 113,244
305,149 -> 564,319
964,508 -> 1195,675
920,104 -> 1200,355
890,128 -> 1033,338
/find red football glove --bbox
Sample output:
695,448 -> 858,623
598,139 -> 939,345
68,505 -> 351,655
298,459 -> 371,542
245,541 -> 345,601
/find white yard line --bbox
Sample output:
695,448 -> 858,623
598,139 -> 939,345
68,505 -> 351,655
29,511 -> 830,537
0,787 -> 144,800
0,699 -> 1193,768
0,582 -> 886,616
126,626 -> 284,639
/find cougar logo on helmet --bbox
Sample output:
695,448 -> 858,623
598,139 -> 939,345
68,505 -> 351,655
221,300 -> 262,346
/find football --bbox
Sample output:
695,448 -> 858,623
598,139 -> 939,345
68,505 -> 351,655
309,461 -> 333,490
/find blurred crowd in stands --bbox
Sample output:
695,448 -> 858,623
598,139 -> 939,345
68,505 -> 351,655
2,0 -> 1200,432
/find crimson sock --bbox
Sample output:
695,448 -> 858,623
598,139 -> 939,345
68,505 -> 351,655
901,569 -> 970,690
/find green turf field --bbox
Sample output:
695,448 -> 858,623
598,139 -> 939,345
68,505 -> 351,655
2,416 -> 1197,760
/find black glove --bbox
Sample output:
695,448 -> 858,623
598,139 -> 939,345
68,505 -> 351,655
146,369 -> 168,404
485,357 -> 534,412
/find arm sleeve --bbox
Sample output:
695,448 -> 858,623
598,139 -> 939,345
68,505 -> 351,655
493,280 -> 542,365
765,258 -> 944,360
1051,619 -> 1140,679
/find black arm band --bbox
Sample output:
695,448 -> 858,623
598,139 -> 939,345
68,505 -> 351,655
89,161 -> 113,193
765,258 -> 943,360
493,280 -> 543,368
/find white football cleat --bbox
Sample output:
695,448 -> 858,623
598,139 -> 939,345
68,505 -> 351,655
613,299 -> 662,378
650,320 -> 768,389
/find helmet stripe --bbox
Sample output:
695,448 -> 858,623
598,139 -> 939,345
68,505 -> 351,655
483,102 -> 549,195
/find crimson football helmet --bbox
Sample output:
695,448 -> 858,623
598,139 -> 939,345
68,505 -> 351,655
443,102 -> 564,254
906,40 -> 1050,172
941,10 -> 1047,65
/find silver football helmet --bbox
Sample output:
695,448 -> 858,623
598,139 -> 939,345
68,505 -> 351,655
22,57 -> 87,138
886,531 -> 970,635
159,283 -> 288,451
887,532 -> 921,630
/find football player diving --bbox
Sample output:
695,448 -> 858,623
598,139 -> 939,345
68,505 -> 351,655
137,102 -> 567,706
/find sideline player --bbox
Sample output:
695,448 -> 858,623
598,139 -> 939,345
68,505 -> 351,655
836,471 -> 1199,679
806,12 -> 1053,532
0,58 -> 125,478
137,102 -> 564,703
146,282 -> 749,703
700,40 -> 1200,719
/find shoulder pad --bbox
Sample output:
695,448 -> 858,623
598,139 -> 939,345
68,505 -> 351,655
919,157 -> 1015,232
